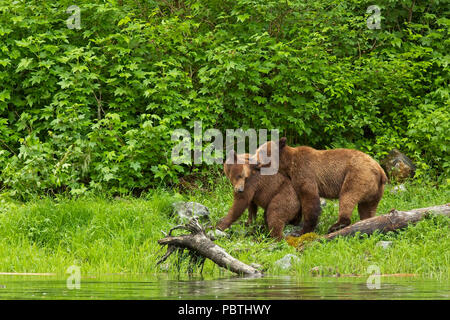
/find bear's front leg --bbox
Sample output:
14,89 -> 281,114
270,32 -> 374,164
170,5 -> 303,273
216,196 -> 249,231
246,201 -> 258,226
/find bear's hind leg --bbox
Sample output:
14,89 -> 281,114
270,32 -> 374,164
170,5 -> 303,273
358,198 -> 380,220
328,193 -> 358,233
266,214 -> 285,241
358,178 -> 385,220
296,187 -> 321,235
265,196 -> 290,241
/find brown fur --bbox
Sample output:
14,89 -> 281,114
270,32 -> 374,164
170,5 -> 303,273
216,151 -> 301,240
254,138 -> 387,234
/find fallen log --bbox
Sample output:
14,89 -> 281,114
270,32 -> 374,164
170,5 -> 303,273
157,217 -> 261,276
324,203 -> 450,240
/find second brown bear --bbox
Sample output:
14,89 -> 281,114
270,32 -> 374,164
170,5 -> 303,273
253,138 -> 387,235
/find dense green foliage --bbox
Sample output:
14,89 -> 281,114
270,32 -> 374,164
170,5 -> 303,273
0,0 -> 448,198
0,182 -> 448,277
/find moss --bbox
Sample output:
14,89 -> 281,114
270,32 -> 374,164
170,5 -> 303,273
286,232 -> 320,248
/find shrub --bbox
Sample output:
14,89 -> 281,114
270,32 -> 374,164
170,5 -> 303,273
0,0 -> 448,199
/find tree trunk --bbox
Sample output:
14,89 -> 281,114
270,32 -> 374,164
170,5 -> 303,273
157,218 -> 261,276
324,204 -> 450,240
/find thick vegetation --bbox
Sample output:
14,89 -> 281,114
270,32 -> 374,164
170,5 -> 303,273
0,0 -> 448,199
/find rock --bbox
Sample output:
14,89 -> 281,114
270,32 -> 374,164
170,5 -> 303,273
283,225 -> 295,235
267,243 -> 285,252
158,263 -> 170,272
310,266 -> 322,276
390,184 -> 406,194
172,201 -> 210,222
285,229 -> 300,237
376,241 -> 393,249
310,266 -> 341,277
274,254 -> 300,270
381,149 -> 416,182
250,263 -> 263,271
207,229 -> 229,239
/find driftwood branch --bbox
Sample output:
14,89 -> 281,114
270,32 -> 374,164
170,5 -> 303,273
157,217 -> 261,276
324,204 -> 450,240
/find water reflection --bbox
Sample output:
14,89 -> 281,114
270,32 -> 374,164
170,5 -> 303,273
0,274 -> 448,300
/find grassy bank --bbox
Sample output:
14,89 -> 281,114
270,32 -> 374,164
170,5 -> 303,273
0,179 -> 449,279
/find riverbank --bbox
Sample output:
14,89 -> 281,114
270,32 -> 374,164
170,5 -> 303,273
0,180 -> 448,278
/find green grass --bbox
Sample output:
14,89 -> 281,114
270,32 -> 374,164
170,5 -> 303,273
0,178 -> 448,279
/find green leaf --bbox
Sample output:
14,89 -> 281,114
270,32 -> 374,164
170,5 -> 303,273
16,58 -> 33,72
0,90 -> 10,102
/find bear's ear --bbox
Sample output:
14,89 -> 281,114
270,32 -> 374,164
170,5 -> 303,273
279,137 -> 287,150
247,154 -> 260,171
249,162 -> 259,172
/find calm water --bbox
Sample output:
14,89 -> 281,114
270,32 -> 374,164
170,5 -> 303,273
0,275 -> 448,300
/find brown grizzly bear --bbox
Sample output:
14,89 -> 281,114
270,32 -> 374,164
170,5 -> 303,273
253,138 -> 387,235
216,150 -> 301,240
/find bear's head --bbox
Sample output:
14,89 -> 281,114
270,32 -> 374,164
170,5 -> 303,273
224,150 -> 257,193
